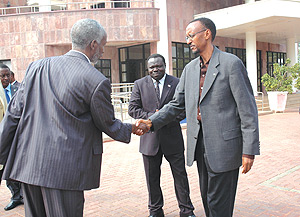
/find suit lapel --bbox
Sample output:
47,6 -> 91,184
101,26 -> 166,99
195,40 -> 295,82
191,58 -> 201,104
200,47 -> 220,102
160,74 -> 173,106
11,85 -> 18,97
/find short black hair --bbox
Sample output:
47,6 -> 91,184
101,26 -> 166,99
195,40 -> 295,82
0,63 -> 10,70
10,71 -> 15,76
190,17 -> 216,42
147,54 -> 166,65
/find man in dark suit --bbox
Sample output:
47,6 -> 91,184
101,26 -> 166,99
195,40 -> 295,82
0,19 -> 146,217
138,18 -> 260,217
128,54 -> 195,217
10,71 -> 20,88
0,64 -> 23,211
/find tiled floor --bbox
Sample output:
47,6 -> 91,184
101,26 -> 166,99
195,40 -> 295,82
0,110 -> 299,216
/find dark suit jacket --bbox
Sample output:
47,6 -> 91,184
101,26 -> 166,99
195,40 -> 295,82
128,75 -> 185,156
150,47 -> 260,172
0,84 -> 19,183
10,84 -> 18,96
0,51 -> 132,190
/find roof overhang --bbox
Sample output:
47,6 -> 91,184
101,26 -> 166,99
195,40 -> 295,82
194,0 -> 300,44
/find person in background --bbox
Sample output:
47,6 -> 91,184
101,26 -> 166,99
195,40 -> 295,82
128,54 -> 195,217
0,82 -> 7,122
10,71 -> 20,88
0,64 -> 23,211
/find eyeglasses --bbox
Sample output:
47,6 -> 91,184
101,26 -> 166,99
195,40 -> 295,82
185,29 -> 207,41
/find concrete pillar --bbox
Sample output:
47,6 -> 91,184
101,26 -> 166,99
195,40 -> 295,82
40,0 -> 51,12
155,0 -> 170,74
246,31 -> 258,94
286,38 -> 297,65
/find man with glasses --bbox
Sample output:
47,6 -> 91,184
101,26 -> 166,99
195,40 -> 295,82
0,64 -> 23,211
137,17 -> 260,216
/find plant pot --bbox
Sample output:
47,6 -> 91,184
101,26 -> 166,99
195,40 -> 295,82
267,91 -> 288,112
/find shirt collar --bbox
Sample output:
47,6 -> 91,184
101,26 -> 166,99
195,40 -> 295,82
5,83 -> 11,92
151,73 -> 166,85
71,50 -> 91,63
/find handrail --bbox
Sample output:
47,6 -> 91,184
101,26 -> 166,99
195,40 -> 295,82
0,1 -> 155,16
255,91 -> 264,111
111,83 -> 134,121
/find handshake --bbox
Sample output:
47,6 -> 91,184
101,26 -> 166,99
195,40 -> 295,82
131,119 -> 153,136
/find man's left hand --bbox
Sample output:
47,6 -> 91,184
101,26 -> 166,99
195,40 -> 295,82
241,155 -> 254,174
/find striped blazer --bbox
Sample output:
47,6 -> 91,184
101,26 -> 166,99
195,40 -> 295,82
0,51 -> 132,190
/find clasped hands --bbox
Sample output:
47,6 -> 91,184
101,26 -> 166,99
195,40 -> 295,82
131,119 -> 153,136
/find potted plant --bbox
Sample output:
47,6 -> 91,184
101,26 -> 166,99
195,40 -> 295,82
261,58 -> 300,112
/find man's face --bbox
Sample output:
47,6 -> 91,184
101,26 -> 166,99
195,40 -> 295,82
186,21 -> 208,55
10,73 -> 15,83
148,57 -> 166,81
0,68 -> 11,88
91,36 -> 107,64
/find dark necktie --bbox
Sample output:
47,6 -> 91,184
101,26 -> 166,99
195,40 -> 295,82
155,81 -> 160,106
5,89 -> 10,104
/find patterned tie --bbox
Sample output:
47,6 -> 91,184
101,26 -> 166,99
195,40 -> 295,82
155,80 -> 160,102
5,89 -> 10,104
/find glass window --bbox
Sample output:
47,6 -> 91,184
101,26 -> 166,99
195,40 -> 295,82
129,46 -> 143,59
172,42 -> 195,78
266,51 -> 287,77
118,43 -> 150,83
172,43 -> 176,58
94,59 -> 111,82
112,0 -> 130,8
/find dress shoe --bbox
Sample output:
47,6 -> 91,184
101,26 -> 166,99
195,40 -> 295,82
4,200 -> 24,211
149,213 -> 164,217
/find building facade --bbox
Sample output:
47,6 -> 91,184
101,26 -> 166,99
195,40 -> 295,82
1,0 -> 299,93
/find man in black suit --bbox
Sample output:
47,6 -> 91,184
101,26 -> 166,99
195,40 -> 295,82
128,54 -> 195,217
0,64 -> 23,211
10,71 -> 20,88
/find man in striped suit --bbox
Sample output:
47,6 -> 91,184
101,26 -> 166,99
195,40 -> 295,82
0,19 -> 147,217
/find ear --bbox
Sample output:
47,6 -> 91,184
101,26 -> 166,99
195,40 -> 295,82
90,40 -> 98,50
204,29 -> 211,40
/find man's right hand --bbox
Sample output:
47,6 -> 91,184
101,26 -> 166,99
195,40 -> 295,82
132,122 -> 150,136
136,119 -> 152,130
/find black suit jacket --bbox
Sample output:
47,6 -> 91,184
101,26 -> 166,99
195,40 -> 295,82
128,74 -> 185,156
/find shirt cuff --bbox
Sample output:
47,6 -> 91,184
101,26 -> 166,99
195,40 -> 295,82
242,154 -> 255,159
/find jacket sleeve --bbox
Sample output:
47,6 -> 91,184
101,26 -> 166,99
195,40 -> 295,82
90,79 -> 132,143
128,81 -> 154,119
150,70 -> 186,131
229,58 -> 260,155
0,79 -> 24,165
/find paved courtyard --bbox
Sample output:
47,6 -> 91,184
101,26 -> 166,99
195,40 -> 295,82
0,109 -> 299,216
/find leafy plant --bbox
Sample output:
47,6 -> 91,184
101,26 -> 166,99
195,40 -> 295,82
261,58 -> 300,94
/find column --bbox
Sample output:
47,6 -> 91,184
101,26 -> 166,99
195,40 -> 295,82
155,0 -> 170,73
40,0 -> 51,12
286,38 -> 297,65
246,31 -> 258,94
